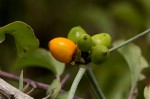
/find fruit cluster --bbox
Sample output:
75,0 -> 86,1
48,26 -> 111,65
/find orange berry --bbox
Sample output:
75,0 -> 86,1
49,37 -> 77,63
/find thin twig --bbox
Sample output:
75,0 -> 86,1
85,29 -> 150,99
68,65 -> 86,99
42,93 -> 52,99
109,28 -> 150,52
23,83 -> 30,92
86,65 -> 106,99
0,70 -> 46,89
0,70 -> 81,99
26,87 -> 35,95
0,70 -> 70,90
61,74 -> 70,87
0,78 -> 33,99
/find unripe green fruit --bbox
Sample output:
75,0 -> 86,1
92,33 -> 111,48
68,26 -> 87,43
77,33 -> 93,52
91,45 -> 109,64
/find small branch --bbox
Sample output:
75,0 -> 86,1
0,70 -> 81,99
26,87 -> 35,95
42,93 -> 52,99
23,83 -> 30,92
109,28 -> 150,52
0,70 -> 69,90
0,70 -> 47,90
86,65 -> 106,99
0,78 -> 33,99
68,65 -> 86,99
61,74 -> 70,87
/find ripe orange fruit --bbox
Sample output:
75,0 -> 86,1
48,37 -> 77,63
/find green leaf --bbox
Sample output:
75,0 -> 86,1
108,71 -> 131,99
13,48 -> 65,76
19,70 -> 24,91
113,40 -> 149,97
46,79 -> 61,99
144,85 -> 150,99
0,21 -> 39,57
56,92 -> 69,99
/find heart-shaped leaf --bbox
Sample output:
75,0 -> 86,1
0,21 -> 39,57
0,21 -> 65,76
108,72 -> 131,99
113,40 -> 149,98
13,48 -> 65,76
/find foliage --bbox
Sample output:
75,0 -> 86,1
0,21 -> 39,57
0,21 -> 65,77
0,0 -> 150,99
112,40 -> 149,99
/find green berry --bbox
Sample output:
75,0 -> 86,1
68,26 -> 87,43
91,45 -> 109,64
92,33 -> 111,48
77,33 -> 93,52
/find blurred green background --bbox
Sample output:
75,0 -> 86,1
0,0 -> 150,99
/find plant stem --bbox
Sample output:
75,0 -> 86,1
61,74 -> 70,87
0,70 -> 44,89
86,65 -> 106,99
19,70 -> 23,91
109,28 -> 150,52
0,70 -> 81,99
68,65 -> 86,99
